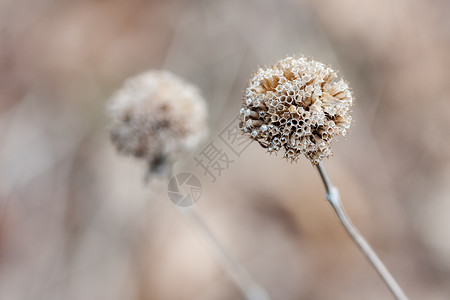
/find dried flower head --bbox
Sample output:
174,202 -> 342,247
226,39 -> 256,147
107,70 -> 207,173
240,56 -> 353,164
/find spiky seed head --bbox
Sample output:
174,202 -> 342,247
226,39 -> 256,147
240,56 -> 353,164
107,70 -> 207,173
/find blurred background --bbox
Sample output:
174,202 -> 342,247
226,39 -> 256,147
1,0 -> 450,299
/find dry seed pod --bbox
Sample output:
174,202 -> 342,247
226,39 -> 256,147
107,70 -> 207,173
240,56 -> 353,164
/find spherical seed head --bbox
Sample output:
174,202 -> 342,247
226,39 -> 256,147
107,70 -> 207,173
240,56 -> 353,164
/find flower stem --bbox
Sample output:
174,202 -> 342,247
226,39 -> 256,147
316,162 -> 408,300
181,207 -> 271,300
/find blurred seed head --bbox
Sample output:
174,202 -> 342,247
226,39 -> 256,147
107,70 -> 207,173
240,56 -> 353,164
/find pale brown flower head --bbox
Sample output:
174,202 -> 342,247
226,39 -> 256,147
240,56 -> 353,164
107,70 -> 207,173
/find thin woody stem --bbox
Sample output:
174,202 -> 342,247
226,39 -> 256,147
181,207 -> 270,300
316,162 -> 408,300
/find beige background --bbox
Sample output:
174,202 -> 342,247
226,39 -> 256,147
1,0 -> 449,299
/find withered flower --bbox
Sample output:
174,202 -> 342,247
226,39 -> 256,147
239,56 -> 408,299
240,56 -> 352,164
107,70 -> 207,173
